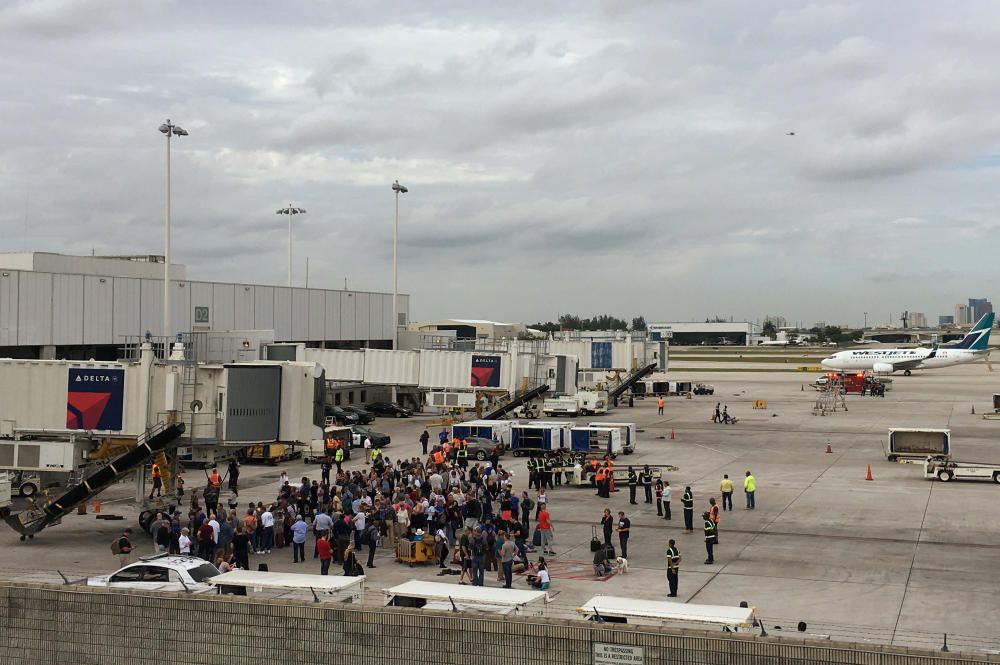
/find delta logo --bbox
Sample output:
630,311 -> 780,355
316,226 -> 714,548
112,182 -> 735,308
66,368 -> 125,431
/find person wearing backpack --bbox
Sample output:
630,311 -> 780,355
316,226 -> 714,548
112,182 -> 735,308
470,527 -> 487,586
112,529 -> 134,566
520,491 -> 533,534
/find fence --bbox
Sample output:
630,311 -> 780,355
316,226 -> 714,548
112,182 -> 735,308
2,582 -> 998,665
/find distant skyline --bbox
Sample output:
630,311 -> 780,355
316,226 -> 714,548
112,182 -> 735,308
1,2 -> 1000,326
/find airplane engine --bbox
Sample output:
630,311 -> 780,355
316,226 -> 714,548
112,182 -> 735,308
872,362 -> 894,374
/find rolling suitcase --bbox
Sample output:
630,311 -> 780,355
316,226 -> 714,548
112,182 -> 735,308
590,525 -> 603,552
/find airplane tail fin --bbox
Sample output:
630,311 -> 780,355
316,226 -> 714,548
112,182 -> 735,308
954,312 -> 995,350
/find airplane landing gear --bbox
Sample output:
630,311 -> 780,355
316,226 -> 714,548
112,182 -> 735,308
903,370 -> 912,376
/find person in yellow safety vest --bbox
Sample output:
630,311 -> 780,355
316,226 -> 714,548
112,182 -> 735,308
719,474 -> 734,511
744,471 -> 756,510
334,446 -> 344,473
149,463 -> 163,498
657,397 -> 665,415
371,446 -> 382,462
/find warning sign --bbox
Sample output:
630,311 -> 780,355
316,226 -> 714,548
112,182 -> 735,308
594,643 -> 643,665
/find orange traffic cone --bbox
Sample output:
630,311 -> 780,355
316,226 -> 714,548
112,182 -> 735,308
865,464 -> 873,481
825,444 -> 833,454
670,428 -> 675,440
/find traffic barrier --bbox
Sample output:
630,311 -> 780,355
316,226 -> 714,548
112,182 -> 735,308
865,465 -> 873,481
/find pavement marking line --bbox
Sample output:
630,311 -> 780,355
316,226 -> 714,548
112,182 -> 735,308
687,447 -> 845,603
889,480 -> 934,646
554,516 -> 1000,549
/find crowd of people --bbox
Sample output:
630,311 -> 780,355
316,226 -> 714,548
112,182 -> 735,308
130,424 -> 759,600
138,438 -> 554,590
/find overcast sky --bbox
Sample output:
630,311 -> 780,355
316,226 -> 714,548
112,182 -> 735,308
1,1 -> 997,328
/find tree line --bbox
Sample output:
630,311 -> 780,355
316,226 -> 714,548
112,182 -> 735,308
531,314 -> 647,333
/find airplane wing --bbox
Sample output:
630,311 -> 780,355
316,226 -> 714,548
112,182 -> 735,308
885,347 -> 936,372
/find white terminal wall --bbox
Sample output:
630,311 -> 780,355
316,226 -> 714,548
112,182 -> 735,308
0,269 -> 405,345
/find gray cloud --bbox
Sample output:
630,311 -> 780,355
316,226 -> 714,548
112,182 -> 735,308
0,1 -> 998,327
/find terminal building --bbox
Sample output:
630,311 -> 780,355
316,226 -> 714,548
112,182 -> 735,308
0,252 -> 407,360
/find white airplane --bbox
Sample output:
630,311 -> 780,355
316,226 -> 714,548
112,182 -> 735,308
821,312 -> 994,376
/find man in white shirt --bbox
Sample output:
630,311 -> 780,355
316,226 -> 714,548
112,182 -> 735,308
364,437 -> 373,464
208,515 -> 221,547
178,528 -> 192,554
353,509 -> 367,549
260,507 -> 275,553
662,481 -> 673,521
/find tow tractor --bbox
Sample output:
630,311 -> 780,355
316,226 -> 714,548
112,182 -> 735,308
924,456 -> 1000,484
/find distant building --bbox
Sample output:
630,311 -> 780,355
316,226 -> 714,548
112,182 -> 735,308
955,304 -> 970,325
763,315 -> 787,328
409,319 -> 532,340
909,312 -> 927,328
938,315 -> 954,327
648,321 -> 757,346
968,298 -> 993,322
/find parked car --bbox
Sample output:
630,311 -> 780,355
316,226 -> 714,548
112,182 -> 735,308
693,383 -> 715,396
350,425 -> 391,449
325,406 -> 360,426
464,437 -> 505,462
366,402 -> 412,418
87,554 -> 220,593
342,406 -> 375,424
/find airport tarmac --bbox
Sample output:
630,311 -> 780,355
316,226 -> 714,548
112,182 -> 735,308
3,362 -> 999,652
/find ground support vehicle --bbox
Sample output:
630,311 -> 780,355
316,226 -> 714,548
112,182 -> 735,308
924,457 -> 1000,483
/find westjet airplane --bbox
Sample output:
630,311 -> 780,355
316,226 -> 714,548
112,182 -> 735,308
821,312 -> 994,375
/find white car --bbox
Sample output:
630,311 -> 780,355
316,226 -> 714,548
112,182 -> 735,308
87,554 -> 220,593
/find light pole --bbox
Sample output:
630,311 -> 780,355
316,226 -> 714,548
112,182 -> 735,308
276,205 -> 306,286
158,119 -> 188,344
391,180 -> 408,348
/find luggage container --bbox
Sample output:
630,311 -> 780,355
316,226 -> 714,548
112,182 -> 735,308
510,422 -> 572,456
570,427 -> 623,457
886,428 -> 950,462
588,422 -> 637,454
450,420 -> 513,450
